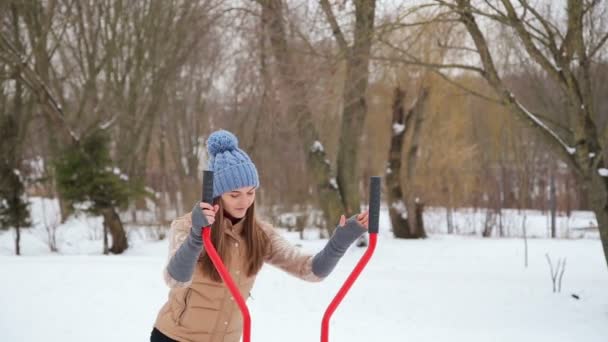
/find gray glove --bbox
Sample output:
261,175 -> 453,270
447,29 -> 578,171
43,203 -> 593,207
311,216 -> 366,278
166,203 -> 210,283
190,202 -> 210,241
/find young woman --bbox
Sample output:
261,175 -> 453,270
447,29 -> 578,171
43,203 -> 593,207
151,130 -> 368,342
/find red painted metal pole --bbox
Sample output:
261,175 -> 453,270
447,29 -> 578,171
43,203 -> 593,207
321,176 -> 381,341
202,228 -> 251,342
201,170 -> 250,341
320,233 -> 377,342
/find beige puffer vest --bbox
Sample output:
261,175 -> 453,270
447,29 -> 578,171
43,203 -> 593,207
154,212 -> 322,342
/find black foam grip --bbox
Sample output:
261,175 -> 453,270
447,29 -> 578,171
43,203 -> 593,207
368,176 -> 381,234
202,170 -> 214,204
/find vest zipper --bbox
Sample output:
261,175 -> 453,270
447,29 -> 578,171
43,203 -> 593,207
176,288 -> 192,326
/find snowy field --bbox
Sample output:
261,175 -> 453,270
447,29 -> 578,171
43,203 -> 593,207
1,198 -> 607,342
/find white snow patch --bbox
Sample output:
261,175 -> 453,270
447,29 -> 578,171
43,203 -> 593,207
391,200 -> 407,219
27,156 -> 45,180
73,201 -> 94,211
0,198 -> 606,341
311,140 -> 324,153
329,178 -> 338,190
12,169 -> 23,182
392,123 -> 405,135
598,168 -> 608,177
109,167 -> 129,181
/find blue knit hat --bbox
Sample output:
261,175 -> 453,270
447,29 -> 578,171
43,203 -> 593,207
206,130 -> 259,198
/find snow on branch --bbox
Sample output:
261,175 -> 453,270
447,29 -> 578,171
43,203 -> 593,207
99,115 -> 118,130
105,167 -> 129,181
329,177 -> 338,190
514,98 -> 576,155
311,140 -> 324,153
392,123 -> 405,135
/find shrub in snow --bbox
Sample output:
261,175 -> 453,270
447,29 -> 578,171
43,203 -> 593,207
545,253 -> 567,293
0,168 -> 30,231
54,130 -> 150,253
54,131 -> 145,213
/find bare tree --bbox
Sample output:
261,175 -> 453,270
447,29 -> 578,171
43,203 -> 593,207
0,2 -> 39,254
546,253 -> 567,293
257,0 -> 344,234
1,0 -> 224,253
320,0 -> 377,218
386,86 -> 429,238
385,0 -> 608,266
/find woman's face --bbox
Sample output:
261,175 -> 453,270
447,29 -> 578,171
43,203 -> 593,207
220,186 -> 256,219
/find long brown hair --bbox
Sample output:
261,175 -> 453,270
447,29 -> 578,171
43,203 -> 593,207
199,198 -> 269,282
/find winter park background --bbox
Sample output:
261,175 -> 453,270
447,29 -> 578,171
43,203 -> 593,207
2,1 -> 608,341
1,198 -> 606,341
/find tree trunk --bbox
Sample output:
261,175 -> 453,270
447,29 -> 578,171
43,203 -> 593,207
482,209 -> 495,237
101,207 -> 128,254
415,201 -> 425,235
8,4 -> 24,257
260,0 -> 344,235
588,172 -> 608,268
57,193 -> 72,224
403,88 -> 428,239
386,87 -> 428,238
550,168 -> 557,238
19,2 -> 75,223
335,0 -> 376,217
102,219 -> 109,255
158,108 -> 169,225
446,204 -> 454,234
15,225 -> 21,256
386,87 -> 409,237
404,197 -> 427,238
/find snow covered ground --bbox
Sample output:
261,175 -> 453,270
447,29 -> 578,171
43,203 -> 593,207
1,198 -> 607,341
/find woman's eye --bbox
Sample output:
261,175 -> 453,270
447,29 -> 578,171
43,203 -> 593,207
231,195 -> 239,198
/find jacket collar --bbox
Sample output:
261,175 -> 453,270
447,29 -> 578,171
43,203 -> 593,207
223,216 -> 245,239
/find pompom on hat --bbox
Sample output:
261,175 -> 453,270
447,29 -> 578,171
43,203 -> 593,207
206,130 -> 259,198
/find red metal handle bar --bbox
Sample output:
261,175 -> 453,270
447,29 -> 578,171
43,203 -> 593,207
321,176 -> 381,341
202,227 -> 251,342
321,232 -> 378,342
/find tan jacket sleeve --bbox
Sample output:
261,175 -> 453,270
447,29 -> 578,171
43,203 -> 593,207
163,213 -> 195,288
261,222 -> 323,282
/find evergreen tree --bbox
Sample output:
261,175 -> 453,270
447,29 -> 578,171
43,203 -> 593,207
0,112 -> 31,255
54,130 -> 146,254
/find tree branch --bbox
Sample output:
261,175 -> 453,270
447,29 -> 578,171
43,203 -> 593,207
0,33 -> 79,143
589,31 -> 608,58
376,38 -> 486,74
498,0 -> 564,86
429,68 -> 503,104
450,0 -> 578,168
319,0 -> 349,53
